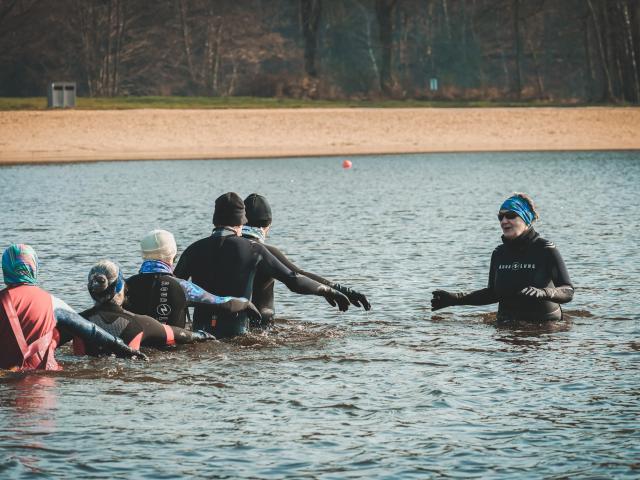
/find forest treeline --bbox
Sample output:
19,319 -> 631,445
1,0 -> 639,103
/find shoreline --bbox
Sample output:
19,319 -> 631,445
1,107 -> 639,165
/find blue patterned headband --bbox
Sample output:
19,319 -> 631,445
500,196 -> 535,225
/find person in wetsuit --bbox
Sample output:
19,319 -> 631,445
0,244 -> 144,371
431,193 -> 574,323
242,193 -> 371,327
78,260 -> 216,353
174,192 -> 350,338
125,229 -> 260,329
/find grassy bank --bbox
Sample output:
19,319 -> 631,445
0,96 -> 603,111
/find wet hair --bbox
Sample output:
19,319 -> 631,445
512,192 -> 540,223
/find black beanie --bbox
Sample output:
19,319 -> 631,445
244,193 -> 272,227
212,192 -> 247,226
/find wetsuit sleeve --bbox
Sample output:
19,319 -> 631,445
51,296 -> 144,359
257,244 -> 325,295
177,278 -> 235,306
121,314 -> 210,348
457,250 -> 500,305
265,244 -> 332,286
175,278 -> 258,316
266,244 -> 371,310
546,246 -> 574,304
256,244 -> 350,311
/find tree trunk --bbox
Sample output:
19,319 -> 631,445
441,0 -> 451,40
587,0 -> 614,101
300,0 -> 321,78
354,0 -> 380,92
105,0 -> 112,95
178,0 -> 197,87
212,25 -> 223,94
583,15 -> 595,101
375,0 -> 397,95
622,0 -> 640,102
511,0 -> 522,99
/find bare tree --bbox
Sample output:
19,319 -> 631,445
73,0 -> 133,96
300,0 -> 322,77
587,0 -> 615,101
375,0 -> 397,95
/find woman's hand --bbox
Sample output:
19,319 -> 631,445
431,290 -> 461,311
519,286 -> 547,299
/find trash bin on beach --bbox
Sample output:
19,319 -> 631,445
47,82 -> 76,108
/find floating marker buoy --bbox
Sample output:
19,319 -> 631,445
342,159 -> 353,169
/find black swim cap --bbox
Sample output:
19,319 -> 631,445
244,193 -> 272,227
213,192 -> 248,226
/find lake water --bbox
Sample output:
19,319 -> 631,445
1,152 -> 639,478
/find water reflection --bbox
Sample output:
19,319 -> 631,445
0,373 -> 58,415
0,373 -> 59,476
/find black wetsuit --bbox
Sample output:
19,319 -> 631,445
174,230 -> 327,337
125,274 -> 188,328
458,228 -> 574,322
79,303 -> 204,353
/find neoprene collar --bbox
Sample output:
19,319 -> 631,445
501,227 -> 538,250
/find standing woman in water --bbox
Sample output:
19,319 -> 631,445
431,193 -> 574,323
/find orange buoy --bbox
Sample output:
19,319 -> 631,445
342,159 -> 353,169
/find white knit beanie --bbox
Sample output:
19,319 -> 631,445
140,229 -> 177,263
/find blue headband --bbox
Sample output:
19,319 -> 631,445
114,269 -> 124,294
500,196 -> 535,226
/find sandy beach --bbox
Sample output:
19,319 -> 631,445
1,107 -> 639,165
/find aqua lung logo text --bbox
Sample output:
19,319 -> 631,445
157,280 -> 171,319
498,262 -> 536,271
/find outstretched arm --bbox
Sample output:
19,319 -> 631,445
258,244 -> 350,312
431,288 -> 499,310
431,251 -> 499,311
265,244 -> 371,310
52,296 -> 146,359
175,278 -> 261,321
120,314 -> 215,348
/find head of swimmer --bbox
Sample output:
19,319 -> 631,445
141,229 -> 178,266
243,193 -> 273,237
212,192 -> 248,236
88,260 -> 125,306
498,192 -> 539,240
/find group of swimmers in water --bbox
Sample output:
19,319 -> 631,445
1,191 -> 573,371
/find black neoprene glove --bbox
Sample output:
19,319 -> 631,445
519,287 -> 548,299
318,286 -> 350,312
519,286 -> 574,303
332,283 -> 371,310
192,330 -> 216,342
431,290 -> 463,311
218,298 -> 262,321
112,338 -> 148,360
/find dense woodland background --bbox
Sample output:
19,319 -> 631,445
1,0 -> 639,103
